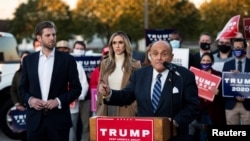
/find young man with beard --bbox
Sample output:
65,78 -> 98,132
19,21 -> 82,141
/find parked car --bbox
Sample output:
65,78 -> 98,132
0,32 -> 23,139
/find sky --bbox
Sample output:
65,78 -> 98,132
0,0 -> 203,20
0,0 -> 77,19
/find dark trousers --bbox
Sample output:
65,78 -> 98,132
27,116 -> 70,141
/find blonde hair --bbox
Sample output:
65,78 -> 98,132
105,31 -> 139,74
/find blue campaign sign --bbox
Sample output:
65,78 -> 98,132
222,72 -> 250,98
144,29 -> 174,46
74,56 -> 102,77
10,109 -> 26,132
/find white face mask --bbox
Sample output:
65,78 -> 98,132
170,40 -> 181,48
73,49 -> 85,56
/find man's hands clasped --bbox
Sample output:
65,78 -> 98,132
29,97 -> 59,110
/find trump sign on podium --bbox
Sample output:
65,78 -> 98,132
190,67 -> 222,102
96,117 -> 153,140
90,116 -> 177,141
222,72 -> 250,98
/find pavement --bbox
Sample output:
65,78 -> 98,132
0,129 -> 18,141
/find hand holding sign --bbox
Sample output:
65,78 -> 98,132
216,15 -> 241,40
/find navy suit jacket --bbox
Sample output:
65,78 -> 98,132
19,50 -> 82,131
105,65 -> 200,140
222,57 -> 250,110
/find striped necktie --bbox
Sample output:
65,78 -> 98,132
152,74 -> 162,113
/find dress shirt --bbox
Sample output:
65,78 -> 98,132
38,49 -> 54,101
150,69 -> 169,99
235,58 -> 246,72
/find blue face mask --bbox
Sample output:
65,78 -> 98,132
200,63 -> 212,71
233,49 -> 246,58
170,40 -> 181,48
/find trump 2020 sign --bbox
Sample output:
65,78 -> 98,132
222,72 -> 250,98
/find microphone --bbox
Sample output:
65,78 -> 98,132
163,62 -> 176,71
163,62 -> 180,76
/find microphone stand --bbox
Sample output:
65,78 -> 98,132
167,64 -> 175,141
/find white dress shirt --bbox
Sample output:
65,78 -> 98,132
150,69 -> 169,99
38,49 -> 54,101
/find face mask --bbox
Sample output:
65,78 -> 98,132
200,63 -> 212,71
200,43 -> 210,50
73,49 -> 85,56
217,44 -> 231,53
170,40 -> 181,48
232,49 -> 246,58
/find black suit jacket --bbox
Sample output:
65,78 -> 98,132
192,52 -> 201,69
105,65 -> 200,140
19,50 -> 82,131
222,57 -> 250,110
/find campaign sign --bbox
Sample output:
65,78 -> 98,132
74,56 -> 101,78
97,117 -> 154,141
144,29 -> 174,46
172,48 -> 189,68
10,109 -> 26,132
212,62 -> 225,72
91,88 -> 98,112
243,18 -> 250,40
222,72 -> 250,98
190,67 -> 222,102
216,15 -> 240,40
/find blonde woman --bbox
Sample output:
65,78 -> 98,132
96,31 -> 141,116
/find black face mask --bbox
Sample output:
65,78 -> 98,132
200,43 -> 210,50
217,44 -> 231,53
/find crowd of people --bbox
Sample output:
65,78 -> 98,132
10,20 -> 250,141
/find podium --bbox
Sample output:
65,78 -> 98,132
90,116 -> 177,141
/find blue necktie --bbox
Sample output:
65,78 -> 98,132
152,74 -> 162,113
238,60 -> 242,72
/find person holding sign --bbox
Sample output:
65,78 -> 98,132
169,31 -> 194,68
222,38 -> 250,125
10,51 -> 30,141
189,52 -> 226,141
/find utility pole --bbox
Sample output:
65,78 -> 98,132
144,0 -> 148,29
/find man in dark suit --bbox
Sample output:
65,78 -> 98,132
99,40 -> 200,141
192,32 -> 212,69
19,21 -> 82,141
222,38 -> 250,125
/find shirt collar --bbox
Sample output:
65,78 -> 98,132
39,48 -> 55,57
153,69 -> 169,80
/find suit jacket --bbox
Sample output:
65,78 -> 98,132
192,52 -> 201,69
222,57 -> 250,110
105,65 -> 200,140
19,50 -> 82,131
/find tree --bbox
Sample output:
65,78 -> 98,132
72,0 -> 200,44
9,0 -> 72,43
